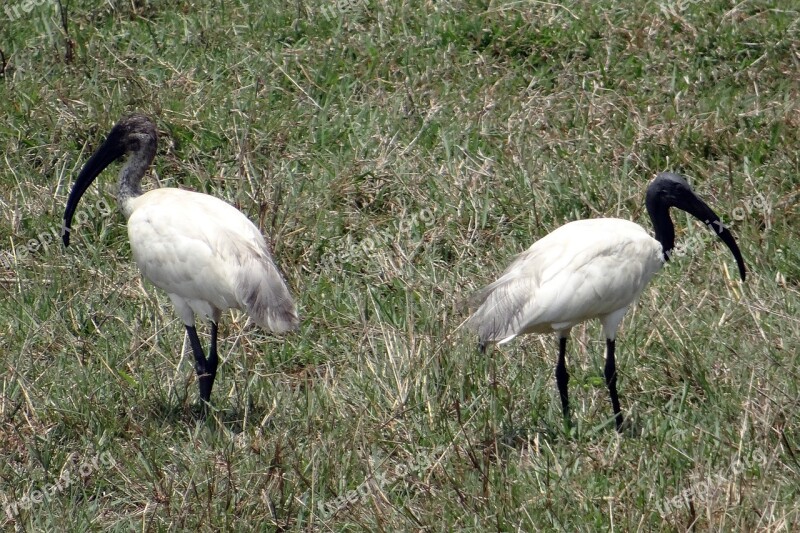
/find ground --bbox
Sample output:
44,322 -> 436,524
1,0 -> 798,530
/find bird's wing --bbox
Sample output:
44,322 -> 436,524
127,189 -> 298,332
467,219 -> 662,343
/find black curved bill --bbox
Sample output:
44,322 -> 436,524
62,131 -> 124,246
692,208 -> 747,282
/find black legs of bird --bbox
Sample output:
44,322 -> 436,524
467,172 -> 746,432
604,338 -> 622,431
185,323 -> 219,403
554,337 -> 622,431
555,337 -> 569,421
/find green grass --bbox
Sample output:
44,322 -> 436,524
2,0 -> 799,530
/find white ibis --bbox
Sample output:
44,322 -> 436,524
62,114 -> 299,404
466,173 -> 746,431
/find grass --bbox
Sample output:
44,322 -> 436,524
1,0 -> 799,530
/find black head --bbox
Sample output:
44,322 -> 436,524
62,115 -> 157,246
646,172 -> 746,281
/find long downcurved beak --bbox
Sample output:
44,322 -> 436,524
672,184 -> 747,282
704,215 -> 746,282
62,133 -> 124,246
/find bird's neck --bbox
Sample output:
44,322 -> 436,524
646,200 -> 676,261
117,143 -> 156,219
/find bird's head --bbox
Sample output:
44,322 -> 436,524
646,172 -> 746,281
106,114 -> 158,158
62,115 -> 158,246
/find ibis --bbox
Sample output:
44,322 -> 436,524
62,114 -> 299,404
466,173 -> 746,431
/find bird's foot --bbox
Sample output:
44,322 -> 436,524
614,413 -> 641,437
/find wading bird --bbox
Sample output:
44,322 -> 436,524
466,173 -> 746,431
63,114 -> 299,404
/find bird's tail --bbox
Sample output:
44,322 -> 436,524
465,278 -> 526,345
236,253 -> 299,333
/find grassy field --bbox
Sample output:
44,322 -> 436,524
1,0 -> 799,530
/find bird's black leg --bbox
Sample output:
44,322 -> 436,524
206,322 -> 219,399
185,324 -> 217,403
555,336 -> 570,422
604,338 -> 624,432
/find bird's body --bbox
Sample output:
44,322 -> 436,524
469,218 -> 663,342
467,173 -> 746,431
63,114 -> 298,404
124,188 -> 296,333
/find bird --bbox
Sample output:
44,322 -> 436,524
466,172 -> 746,432
62,114 -> 299,404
